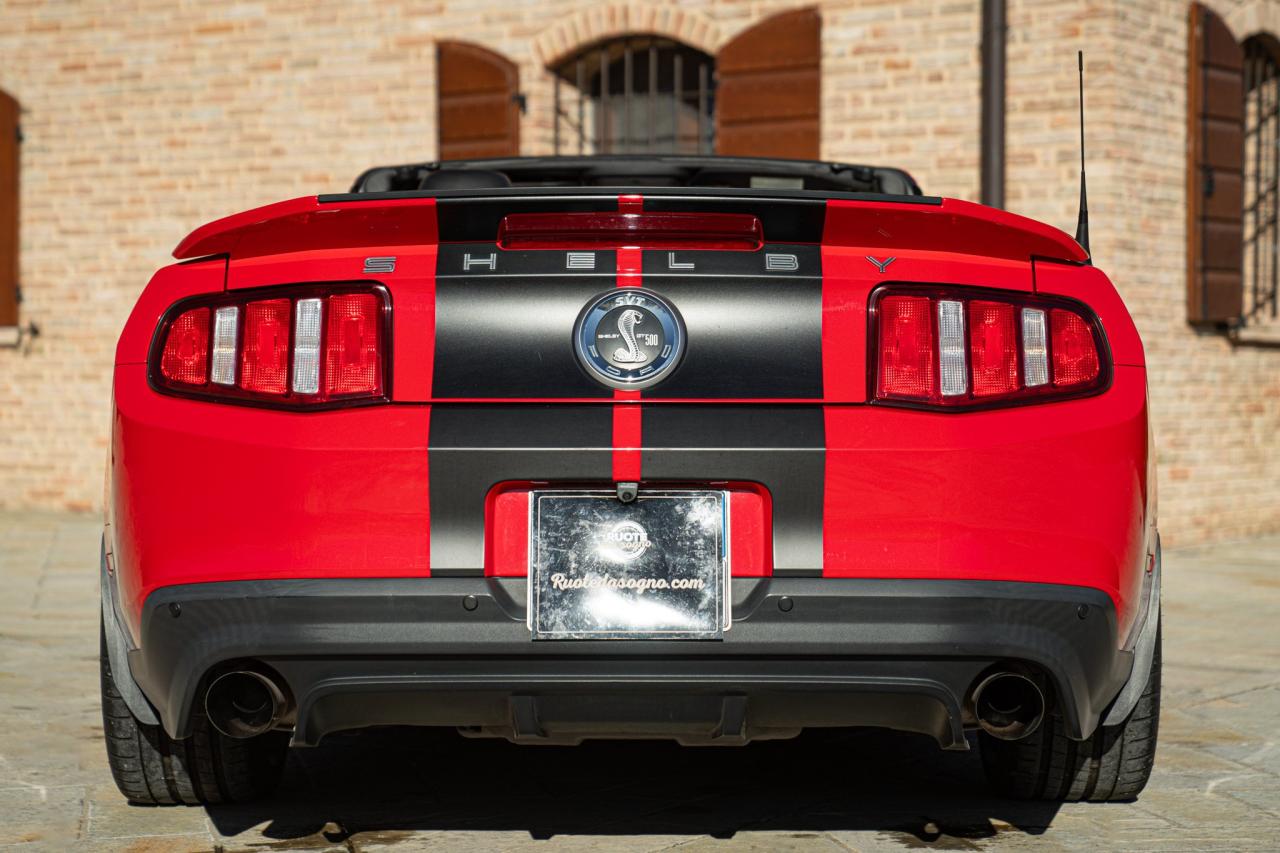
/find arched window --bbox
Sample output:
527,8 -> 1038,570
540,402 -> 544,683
551,37 -> 716,155
1243,35 -> 1280,323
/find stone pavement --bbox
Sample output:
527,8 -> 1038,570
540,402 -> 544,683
0,511 -> 1277,852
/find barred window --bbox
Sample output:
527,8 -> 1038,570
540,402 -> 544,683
551,37 -> 715,156
1243,36 -> 1280,325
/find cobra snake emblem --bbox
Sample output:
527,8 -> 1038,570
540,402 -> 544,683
612,309 -> 648,364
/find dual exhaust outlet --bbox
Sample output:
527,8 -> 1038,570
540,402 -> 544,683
204,665 -> 1047,742
204,670 -> 291,739
971,670 -> 1047,741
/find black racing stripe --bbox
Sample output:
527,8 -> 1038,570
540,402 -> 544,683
436,243 -> 618,279
641,406 -> 825,576
639,246 -> 823,399
436,197 -> 618,242
429,405 -> 613,575
641,196 -> 826,243
433,244 -> 615,399
642,244 -> 821,277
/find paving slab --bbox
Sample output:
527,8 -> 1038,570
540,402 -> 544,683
0,511 -> 1277,851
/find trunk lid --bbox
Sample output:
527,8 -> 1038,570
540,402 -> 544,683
183,189 -> 1085,404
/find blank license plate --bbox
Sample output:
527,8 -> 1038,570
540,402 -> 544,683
528,490 -> 729,640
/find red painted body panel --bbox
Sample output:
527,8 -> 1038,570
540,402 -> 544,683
110,191 -> 1152,651
822,367 -> 1149,641
822,197 -> 1089,263
110,368 -> 431,640
1033,259 -> 1145,367
116,258 -> 227,365
173,196 -> 438,260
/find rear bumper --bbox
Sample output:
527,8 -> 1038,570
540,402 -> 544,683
126,577 -> 1133,749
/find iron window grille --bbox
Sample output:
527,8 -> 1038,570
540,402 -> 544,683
552,37 -> 716,156
1243,36 -> 1280,325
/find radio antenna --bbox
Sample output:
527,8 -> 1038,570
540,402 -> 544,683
1073,50 -> 1092,262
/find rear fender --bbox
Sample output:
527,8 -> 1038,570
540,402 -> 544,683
115,257 -> 227,365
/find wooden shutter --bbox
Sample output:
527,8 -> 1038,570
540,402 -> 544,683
715,8 -> 821,159
437,41 -> 520,161
0,90 -> 18,327
1187,3 -> 1245,324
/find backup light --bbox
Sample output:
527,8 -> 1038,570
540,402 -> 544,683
871,286 -> 1108,409
937,300 -> 967,397
210,307 -> 239,386
151,286 -> 389,408
1021,308 -> 1049,387
292,298 -> 323,395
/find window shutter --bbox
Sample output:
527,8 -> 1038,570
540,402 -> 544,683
0,90 -> 18,328
437,41 -> 520,161
1187,3 -> 1245,325
715,8 -> 821,159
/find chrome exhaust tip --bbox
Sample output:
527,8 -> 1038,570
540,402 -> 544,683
204,670 -> 287,739
972,671 -> 1046,741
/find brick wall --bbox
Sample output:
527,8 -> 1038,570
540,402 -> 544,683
0,0 -> 1277,545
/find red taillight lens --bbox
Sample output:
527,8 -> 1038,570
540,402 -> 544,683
872,287 -> 1106,409
1050,308 -> 1101,387
324,293 -> 382,396
239,299 -> 291,395
968,300 -> 1019,397
159,307 -> 210,385
151,287 -> 388,407
876,295 -> 936,399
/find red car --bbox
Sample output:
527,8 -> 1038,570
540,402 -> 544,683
101,156 -> 1160,805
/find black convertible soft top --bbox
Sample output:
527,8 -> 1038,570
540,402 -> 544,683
351,155 -> 922,197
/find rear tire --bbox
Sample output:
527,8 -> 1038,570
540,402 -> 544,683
979,624 -> 1160,802
100,621 -> 289,805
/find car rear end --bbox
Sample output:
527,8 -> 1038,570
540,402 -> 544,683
102,176 -> 1160,803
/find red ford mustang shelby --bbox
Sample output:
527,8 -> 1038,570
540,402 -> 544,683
100,156 -> 1161,805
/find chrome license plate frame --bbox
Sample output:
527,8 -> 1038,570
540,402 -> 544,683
528,490 -> 730,640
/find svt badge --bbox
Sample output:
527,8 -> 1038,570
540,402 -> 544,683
574,289 -> 685,390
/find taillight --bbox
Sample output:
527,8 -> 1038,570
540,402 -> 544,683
239,299 -> 291,395
876,295 -> 935,399
159,306 -> 210,386
324,293 -> 382,396
870,287 -> 1108,408
150,286 -> 389,408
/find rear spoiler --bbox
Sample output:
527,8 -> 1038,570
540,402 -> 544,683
173,189 -> 1088,264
